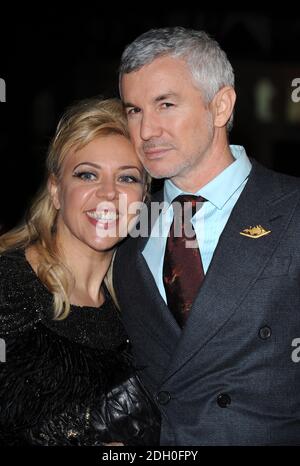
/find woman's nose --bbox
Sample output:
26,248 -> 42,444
95,180 -> 117,200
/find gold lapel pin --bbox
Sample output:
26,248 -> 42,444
240,225 -> 271,238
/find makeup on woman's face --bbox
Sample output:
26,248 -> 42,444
50,134 -> 146,253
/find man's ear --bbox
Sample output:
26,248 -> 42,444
48,175 -> 60,210
210,86 -> 236,128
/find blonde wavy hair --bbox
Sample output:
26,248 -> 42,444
0,97 -> 151,320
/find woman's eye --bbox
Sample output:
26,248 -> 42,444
73,171 -> 97,181
119,175 -> 140,183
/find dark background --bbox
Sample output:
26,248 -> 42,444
1,8 -> 300,233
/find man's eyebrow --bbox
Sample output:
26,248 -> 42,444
123,101 -> 138,109
154,92 -> 179,102
123,92 -> 179,109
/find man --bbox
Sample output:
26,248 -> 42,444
113,27 -> 300,445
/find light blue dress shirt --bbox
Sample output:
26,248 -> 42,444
142,145 -> 252,303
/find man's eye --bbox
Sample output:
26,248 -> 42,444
161,102 -> 174,108
73,171 -> 97,181
119,175 -> 140,183
127,107 -> 141,116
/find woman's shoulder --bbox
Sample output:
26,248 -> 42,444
0,248 -> 44,335
0,247 -> 33,289
0,247 -> 28,266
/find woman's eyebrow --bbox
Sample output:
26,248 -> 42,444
73,162 -> 142,173
73,162 -> 101,170
118,165 -> 142,171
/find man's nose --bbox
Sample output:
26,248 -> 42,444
140,112 -> 162,141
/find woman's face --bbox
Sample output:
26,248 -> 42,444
49,134 -> 146,253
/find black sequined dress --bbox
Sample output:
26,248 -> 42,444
0,248 -> 160,446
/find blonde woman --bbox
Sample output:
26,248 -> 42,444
0,98 -> 160,446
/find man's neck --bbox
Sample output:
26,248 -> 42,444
170,142 -> 234,193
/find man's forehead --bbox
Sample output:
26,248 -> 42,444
121,60 -> 192,104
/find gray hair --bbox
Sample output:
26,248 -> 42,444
119,27 -> 235,130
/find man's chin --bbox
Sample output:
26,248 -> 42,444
144,164 -> 179,180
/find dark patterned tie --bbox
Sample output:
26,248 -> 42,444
163,194 -> 206,327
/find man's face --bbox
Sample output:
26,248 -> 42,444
121,55 -> 215,184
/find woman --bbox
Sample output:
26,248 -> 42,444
0,97 -> 160,446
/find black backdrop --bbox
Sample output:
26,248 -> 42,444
1,8 -> 300,232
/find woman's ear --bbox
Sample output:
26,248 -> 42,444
211,86 -> 236,128
48,175 -> 60,210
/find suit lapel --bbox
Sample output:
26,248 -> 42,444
132,190 -> 182,352
135,252 -> 181,341
161,162 -> 300,383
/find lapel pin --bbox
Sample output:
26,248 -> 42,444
240,225 -> 271,239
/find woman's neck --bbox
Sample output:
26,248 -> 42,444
26,241 -> 114,308
60,242 -> 114,307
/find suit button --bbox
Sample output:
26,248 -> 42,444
156,391 -> 171,405
259,326 -> 272,340
217,393 -> 231,408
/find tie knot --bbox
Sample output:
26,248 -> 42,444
172,194 -> 206,218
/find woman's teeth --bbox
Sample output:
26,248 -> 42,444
87,210 -> 118,221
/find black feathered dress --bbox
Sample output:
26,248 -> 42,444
0,249 -> 160,446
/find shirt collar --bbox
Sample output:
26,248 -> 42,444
164,145 -> 252,210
